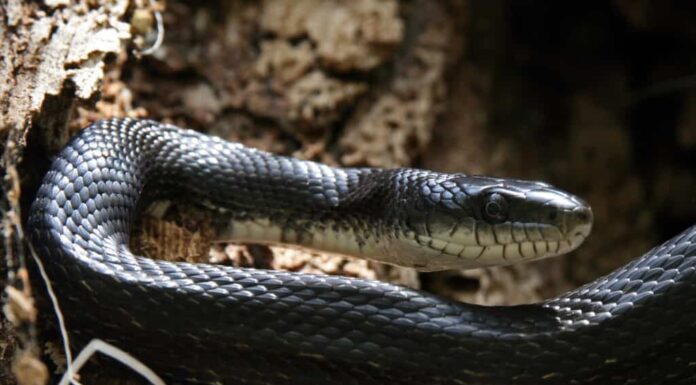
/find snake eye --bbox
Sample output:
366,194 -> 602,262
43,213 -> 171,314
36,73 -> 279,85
483,193 -> 508,223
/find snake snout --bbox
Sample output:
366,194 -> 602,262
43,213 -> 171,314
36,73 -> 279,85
566,205 -> 593,238
536,195 -> 593,259
545,192 -> 593,238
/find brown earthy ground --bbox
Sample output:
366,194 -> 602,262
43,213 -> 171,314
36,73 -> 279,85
1,1 -> 695,384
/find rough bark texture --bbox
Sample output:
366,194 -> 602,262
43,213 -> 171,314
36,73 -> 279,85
1,1 -> 695,384
0,1 -> 158,384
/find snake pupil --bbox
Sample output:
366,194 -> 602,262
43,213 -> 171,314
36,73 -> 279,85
483,193 -> 507,223
486,202 -> 500,215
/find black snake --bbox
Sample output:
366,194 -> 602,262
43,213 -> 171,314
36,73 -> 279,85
28,118 -> 696,384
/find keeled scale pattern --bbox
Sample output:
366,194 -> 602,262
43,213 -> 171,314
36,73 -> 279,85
28,118 -> 696,384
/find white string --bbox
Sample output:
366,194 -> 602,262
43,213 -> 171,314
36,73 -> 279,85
31,245 -> 166,385
29,245 -> 77,385
137,11 -> 164,56
57,339 -> 166,385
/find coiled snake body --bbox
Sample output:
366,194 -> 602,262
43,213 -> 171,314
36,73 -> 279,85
28,119 -> 696,384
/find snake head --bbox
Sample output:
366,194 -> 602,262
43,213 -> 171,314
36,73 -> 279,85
391,174 -> 593,271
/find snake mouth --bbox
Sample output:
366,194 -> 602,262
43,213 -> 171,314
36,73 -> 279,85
413,227 -> 583,265
408,209 -> 592,268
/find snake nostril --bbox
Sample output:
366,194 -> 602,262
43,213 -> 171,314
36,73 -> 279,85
573,207 -> 592,224
575,207 -> 592,223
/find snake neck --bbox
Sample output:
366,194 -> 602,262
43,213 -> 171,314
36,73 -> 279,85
203,168 -> 406,264
119,121 -> 401,262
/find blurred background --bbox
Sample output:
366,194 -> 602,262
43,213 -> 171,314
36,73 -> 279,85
2,0 -> 696,383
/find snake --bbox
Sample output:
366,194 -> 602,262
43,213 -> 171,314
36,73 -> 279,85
27,118 -> 696,384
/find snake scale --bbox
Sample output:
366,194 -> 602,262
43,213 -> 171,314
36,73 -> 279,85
28,118 -> 696,384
